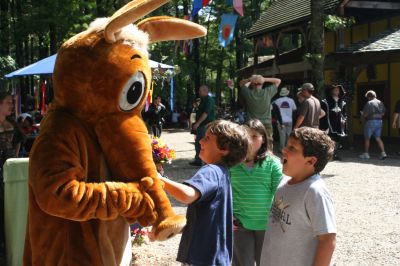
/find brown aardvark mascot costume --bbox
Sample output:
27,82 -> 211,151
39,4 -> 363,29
23,0 -> 206,265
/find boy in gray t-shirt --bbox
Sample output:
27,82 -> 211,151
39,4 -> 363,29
261,127 -> 336,266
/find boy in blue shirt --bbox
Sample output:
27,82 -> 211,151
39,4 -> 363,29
261,127 -> 336,266
159,120 -> 249,266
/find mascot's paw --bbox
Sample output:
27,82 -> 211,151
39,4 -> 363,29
151,215 -> 186,241
135,192 -> 157,226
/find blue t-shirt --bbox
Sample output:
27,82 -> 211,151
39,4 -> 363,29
177,164 -> 232,266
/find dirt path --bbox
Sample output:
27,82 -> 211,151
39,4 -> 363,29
131,130 -> 400,266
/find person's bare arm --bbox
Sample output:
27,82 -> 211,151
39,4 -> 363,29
392,113 -> 399,128
192,112 -> 208,130
313,233 -> 336,266
159,176 -> 200,205
239,78 -> 250,87
319,109 -> 326,119
262,77 -> 281,87
15,143 -> 21,157
294,115 -> 305,129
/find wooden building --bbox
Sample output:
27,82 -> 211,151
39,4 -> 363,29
241,0 -> 400,138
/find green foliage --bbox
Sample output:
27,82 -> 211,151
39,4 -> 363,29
324,15 -> 355,31
4,0 -> 267,108
0,56 -> 16,87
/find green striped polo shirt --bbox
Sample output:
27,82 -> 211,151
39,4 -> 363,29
230,155 -> 282,230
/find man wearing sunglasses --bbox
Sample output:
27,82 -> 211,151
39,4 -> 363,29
239,75 -> 281,151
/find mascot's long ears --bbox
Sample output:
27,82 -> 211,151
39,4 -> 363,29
104,0 -> 207,43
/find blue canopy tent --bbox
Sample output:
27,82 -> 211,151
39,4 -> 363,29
5,54 -> 174,77
5,54 -> 175,110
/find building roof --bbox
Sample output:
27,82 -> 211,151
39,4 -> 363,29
247,0 -> 341,37
336,28 -> 400,53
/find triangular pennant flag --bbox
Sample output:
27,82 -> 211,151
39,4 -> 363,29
202,0 -> 210,6
218,14 -> 238,47
233,0 -> 244,16
191,0 -> 203,16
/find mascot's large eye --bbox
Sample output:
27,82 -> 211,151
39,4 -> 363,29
119,71 -> 146,111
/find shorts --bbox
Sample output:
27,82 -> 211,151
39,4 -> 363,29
364,120 -> 382,139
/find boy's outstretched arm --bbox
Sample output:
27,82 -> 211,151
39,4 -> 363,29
313,233 -> 336,266
159,176 -> 200,205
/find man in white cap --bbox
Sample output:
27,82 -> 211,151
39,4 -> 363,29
273,87 -> 297,151
359,90 -> 387,159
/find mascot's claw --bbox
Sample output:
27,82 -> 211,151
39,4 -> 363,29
139,176 -> 154,191
152,215 -> 186,241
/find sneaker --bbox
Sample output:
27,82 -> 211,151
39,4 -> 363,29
379,152 -> 387,160
359,153 -> 370,159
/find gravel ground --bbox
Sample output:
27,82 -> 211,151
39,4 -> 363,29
131,129 -> 400,266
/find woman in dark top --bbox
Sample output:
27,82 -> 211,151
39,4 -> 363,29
0,91 -> 23,260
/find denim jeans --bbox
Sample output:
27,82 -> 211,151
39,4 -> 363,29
278,123 -> 292,151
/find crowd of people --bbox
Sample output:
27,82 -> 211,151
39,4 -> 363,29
0,74 -> 398,265
154,75 -> 399,266
0,91 -> 43,259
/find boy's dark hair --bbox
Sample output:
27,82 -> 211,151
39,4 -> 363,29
207,120 -> 249,168
244,119 -> 272,165
290,127 -> 335,173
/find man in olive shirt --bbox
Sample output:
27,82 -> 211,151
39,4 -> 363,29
239,75 -> 281,151
189,85 -> 215,166
294,83 -> 325,129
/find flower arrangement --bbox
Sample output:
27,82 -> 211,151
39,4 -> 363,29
131,226 -> 148,246
151,137 -> 176,164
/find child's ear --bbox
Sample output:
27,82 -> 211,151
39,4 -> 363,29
306,156 -> 317,167
221,148 -> 229,156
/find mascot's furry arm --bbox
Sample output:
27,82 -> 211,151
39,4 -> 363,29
29,111 -> 155,222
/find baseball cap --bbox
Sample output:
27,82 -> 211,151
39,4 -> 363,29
299,83 -> 314,92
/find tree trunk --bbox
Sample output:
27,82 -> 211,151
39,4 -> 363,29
310,0 -> 325,95
201,7 -> 213,80
11,0 -> 24,67
251,0 -> 261,21
235,26 -> 243,108
49,23 -> 57,55
192,15 -> 201,93
215,47 -> 225,106
0,0 -> 10,56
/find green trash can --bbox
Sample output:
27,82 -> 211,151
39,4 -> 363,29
3,158 -> 29,266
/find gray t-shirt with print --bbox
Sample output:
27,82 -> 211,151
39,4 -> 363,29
260,174 -> 336,266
